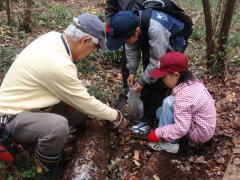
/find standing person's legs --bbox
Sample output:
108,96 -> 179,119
115,45 -> 129,110
121,45 -> 129,93
130,45 -> 171,133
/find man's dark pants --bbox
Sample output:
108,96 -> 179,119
121,45 -> 129,90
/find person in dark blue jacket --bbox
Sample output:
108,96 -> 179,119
107,6 -> 187,133
105,0 -> 140,109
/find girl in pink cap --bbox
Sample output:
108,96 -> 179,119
147,52 -> 216,154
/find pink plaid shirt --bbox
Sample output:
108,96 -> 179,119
156,80 -> 216,143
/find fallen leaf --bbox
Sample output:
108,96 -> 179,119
137,140 -> 146,145
119,138 -> 125,145
123,146 -> 131,152
129,176 -> 138,180
233,147 -> 240,154
124,136 -> 131,142
145,150 -> 152,157
214,155 -> 225,164
133,160 -> 141,166
234,74 -> 240,84
194,156 -> 207,164
153,174 -> 160,180
233,157 -> 240,166
188,156 -> 195,162
149,162 -> 156,166
111,157 -> 121,166
134,150 -> 140,161
205,170 -> 214,177
116,73 -> 122,80
130,171 -> 138,176
225,92 -> 236,102
217,147 -> 228,156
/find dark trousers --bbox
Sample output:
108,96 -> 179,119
140,48 -> 171,127
121,45 -> 129,89
141,80 -> 171,127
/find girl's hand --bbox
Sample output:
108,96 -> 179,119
148,130 -> 161,142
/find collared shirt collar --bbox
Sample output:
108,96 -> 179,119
61,34 -> 73,61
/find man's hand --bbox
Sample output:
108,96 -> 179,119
112,110 -> 123,128
133,82 -> 144,93
148,130 -> 161,143
127,74 -> 136,87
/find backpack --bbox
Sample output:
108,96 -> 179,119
134,0 -> 193,52
0,122 -> 19,162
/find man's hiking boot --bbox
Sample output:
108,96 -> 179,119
34,148 -> 62,180
148,142 -> 179,154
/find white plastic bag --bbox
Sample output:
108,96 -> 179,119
127,87 -> 143,121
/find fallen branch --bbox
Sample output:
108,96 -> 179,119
63,119 -> 111,180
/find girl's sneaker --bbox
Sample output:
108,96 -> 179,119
148,142 -> 179,154
130,122 -> 151,134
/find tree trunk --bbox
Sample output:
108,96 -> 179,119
21,0 -> 33,33
212,0 -> 225,36
216,0 -> 236,72
0,0 -> 4,11
5,0 -> 11,24
63,119 -> 111,180
202,0 -> 215,69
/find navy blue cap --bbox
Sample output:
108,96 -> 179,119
107,11 -> 139,50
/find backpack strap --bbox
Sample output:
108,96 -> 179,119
140,8 -> 153,51
138,0 -> 192,52
127,0 -> 137,11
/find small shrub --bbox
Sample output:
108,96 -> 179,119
228,32 -> 240,48
33,2 -> 72,30
190,28 -> 205,41
0,46 -> 16,73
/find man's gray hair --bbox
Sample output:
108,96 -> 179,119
64,24 -> 98,44
64,24 -> 88,42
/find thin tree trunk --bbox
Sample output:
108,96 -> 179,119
216,0 -> 236,71
5,0 -> 11,24
22,0 -> 33,33
212,0 -> 224,36
202,0 -> 215,69
0,0 -> 4,11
